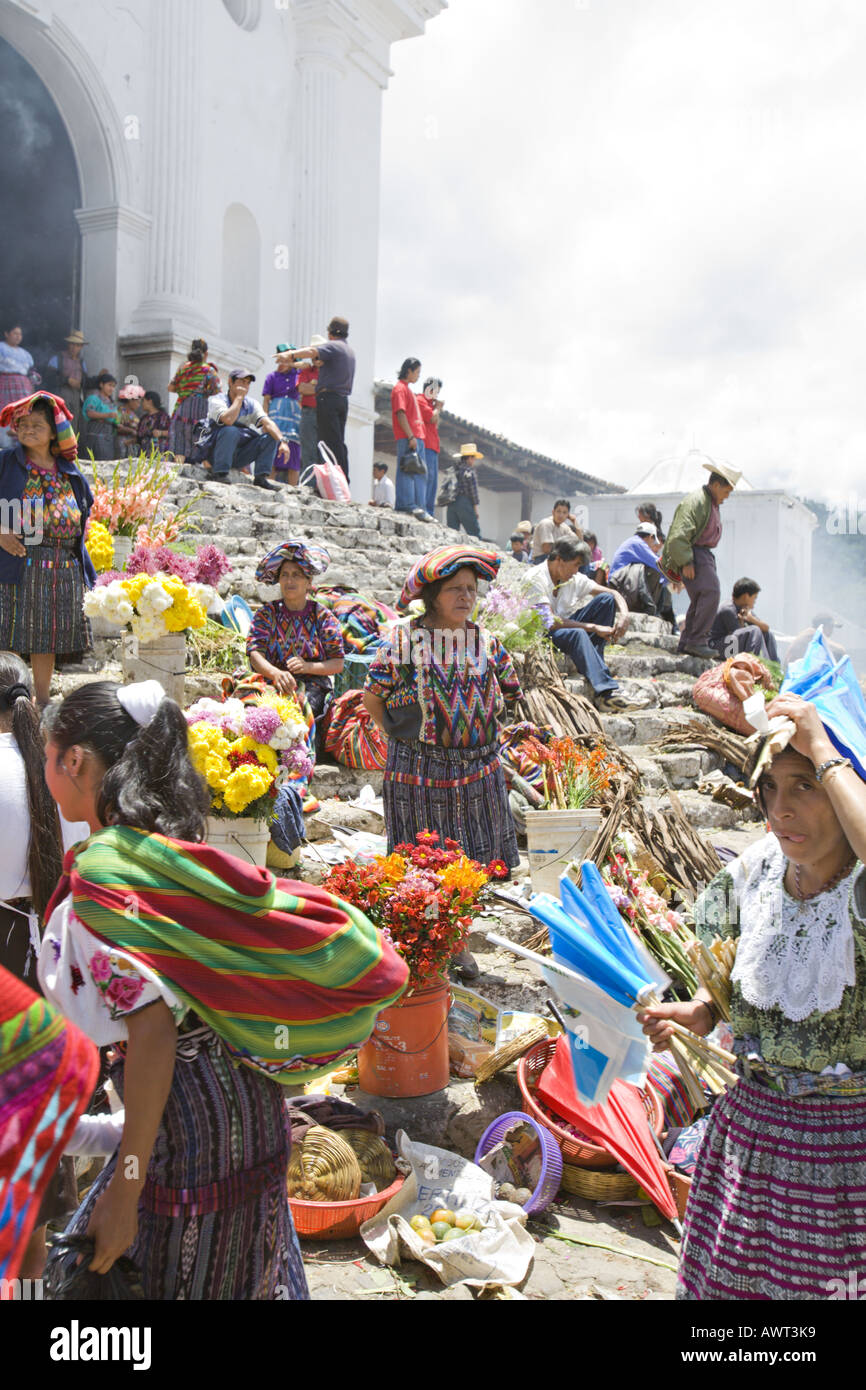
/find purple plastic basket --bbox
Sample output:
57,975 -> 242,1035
474,1110 -> 563,1214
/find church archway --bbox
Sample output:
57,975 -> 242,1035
0,35 -> 81,367
221,204 -> 261,348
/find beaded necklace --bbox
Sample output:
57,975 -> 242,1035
792,852 -> 856,906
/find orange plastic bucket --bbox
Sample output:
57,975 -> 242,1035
357,983 -> 450,1098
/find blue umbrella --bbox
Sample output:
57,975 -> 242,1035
528,896 -> 655,1008
575,862 -> 670,992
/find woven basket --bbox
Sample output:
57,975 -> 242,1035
289,1174 -> 406,1241
517,1037 -> 664,1170
286,1125 -> 362,1203
340,1129 -> 397,1192
560,1163 -> 639,1202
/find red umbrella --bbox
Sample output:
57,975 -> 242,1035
537,1035 -> 677,1223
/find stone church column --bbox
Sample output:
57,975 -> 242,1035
287,5 -> 349,343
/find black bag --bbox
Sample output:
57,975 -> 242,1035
188,418 -> 218,464
45,1233 -> 146,1301
399,448 -> 426,477
437,469 -> 458,506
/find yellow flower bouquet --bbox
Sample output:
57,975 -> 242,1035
82,571 -> 215,644
185,694 -> 315,821
84,520 -> 115,574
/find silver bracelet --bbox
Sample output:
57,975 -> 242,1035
814,757 -> 852,783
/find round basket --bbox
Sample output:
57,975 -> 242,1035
560,1163 -> 639,1202
289,1173 -> 406,1241
286,1125 -> 362,1203
517,1037 -> 664,1170
473,1111 -> 563,1214
340,1129 -> 397,1192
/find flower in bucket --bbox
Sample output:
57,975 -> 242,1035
519,733 -> 622,810
185,693 -> 314,820
83,572 -> 215,644
84,520 -> 115,574
321,832 -> 493,989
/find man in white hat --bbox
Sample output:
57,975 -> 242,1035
660,460 -> 741,658
446,443 -> 483,536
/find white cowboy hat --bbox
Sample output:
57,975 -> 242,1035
459,443 -> 484,459
702,459 -> 741,488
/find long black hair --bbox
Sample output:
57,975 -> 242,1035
0,654 -> 63,919
44,682 -> 209,842
398,358 -> 422,381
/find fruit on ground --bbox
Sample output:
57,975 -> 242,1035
410,1214 -> 432,1233
430,1208 -> 456,1226
431,1222 -> 453,1241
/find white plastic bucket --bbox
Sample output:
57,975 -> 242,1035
524,808 -> 604,897
121,632 -> 187,705
112,536 -> 134,572
206,816 -> 270,867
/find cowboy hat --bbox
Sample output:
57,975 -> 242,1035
515,520 -> 533,534
64,330 -> 88,345
459,443 -> 484,460
702,458 -> 741,488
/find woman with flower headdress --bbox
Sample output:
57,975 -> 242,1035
363,547 -> 522,978
0,391 -> 96,706
247,541 -> 344,726
116,383 -> 145,459
37,678 -> 408,1299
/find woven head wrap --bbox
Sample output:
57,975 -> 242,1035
0,392 -> 78,462
256,540 -> 330,585
398,546 -> 502,610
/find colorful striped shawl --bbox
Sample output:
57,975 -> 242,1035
0,967 -> 98,1285
45,828 -> 409,1085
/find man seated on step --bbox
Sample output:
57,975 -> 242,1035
530,498 -> 584,565
207,369 -> 289,492
523,538 -> 634,712
709,577 -> 780,663
607,522 -> 678,635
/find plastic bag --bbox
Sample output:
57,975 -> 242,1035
781,629 -> 866,779
299,442 -> 351,501
360,1131 -> 534,1289
45,1234 -> 145,1301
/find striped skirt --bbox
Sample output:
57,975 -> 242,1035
170,394 -> 210,457
0,541 -> 91,656
677,1077 -> 866,1300
384,738 -> 520,869
47,1025 -> 309,1301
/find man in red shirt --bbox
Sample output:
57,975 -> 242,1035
417,376 -> 443,517
391,358 -> 431,519
297,333 -> 324,477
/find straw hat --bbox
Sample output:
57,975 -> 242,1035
65,330 -> 88,345
515,520 -> 533,535
459,443 -> 484,460
701,459 -> 741,488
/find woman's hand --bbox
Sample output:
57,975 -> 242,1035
0,531 -> 26,557
636,1000 -> 711,1049
285,657 -> 307,677
765,692 -> 835,765
271,666 -> 297,695
84,1173 -> 140,1274
681,563 -> 695,581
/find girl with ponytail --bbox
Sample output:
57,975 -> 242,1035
38,679 -> 407,1298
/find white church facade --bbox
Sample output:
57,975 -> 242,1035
0,0 -> 445,497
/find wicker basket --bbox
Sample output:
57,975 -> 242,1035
289,1174 -> 406,1241
517,1037 -> 664,1170
286,1125 -> 362,1203
340,1129 -> 397,1192
560,1163 -> 639,1202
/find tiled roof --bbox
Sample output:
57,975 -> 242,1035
373,381 -> 624,494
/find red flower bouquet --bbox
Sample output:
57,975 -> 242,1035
321,832 -> 494,989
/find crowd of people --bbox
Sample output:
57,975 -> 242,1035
1,350 -> 863,1308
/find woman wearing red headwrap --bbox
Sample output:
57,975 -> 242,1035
0,392 -> 96,706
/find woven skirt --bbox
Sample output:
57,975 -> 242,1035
0,542 -> 91,656
47,1026 -> 309,1301
677,1077 -> 866,1300
170,394 -> 209,457
384,739 -> 520,869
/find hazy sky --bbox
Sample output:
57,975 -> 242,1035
377,0 -> 866,503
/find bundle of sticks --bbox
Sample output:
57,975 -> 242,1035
651,718 -> 754,773
513,647 -> 605,739
685,934 -> 736,1022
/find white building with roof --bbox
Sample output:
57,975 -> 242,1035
0,0 -> 445,495
585,448 -> 818,639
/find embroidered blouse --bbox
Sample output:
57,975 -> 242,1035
169,361 -> 221,403
23,462 -> 82,540
247,599 -> 344,679
137,410 -> 171,447
365,619 -> 522,748
694,834 -> 866,1078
